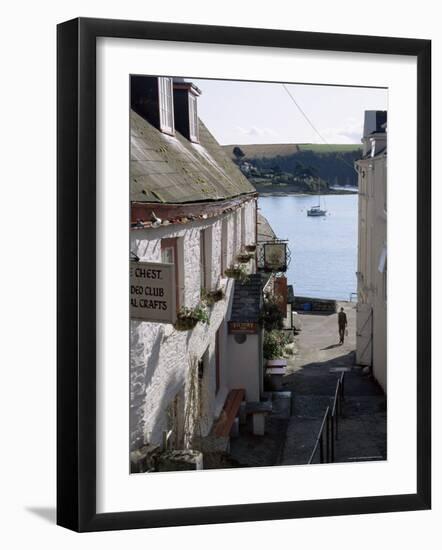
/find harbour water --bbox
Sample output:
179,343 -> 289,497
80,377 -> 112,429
258,194 -> 358,301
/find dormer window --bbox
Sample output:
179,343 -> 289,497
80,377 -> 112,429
189,94 -> 199,142
130,75 -> 175,136
158,77 -> 175,135
173,80 -> 201,143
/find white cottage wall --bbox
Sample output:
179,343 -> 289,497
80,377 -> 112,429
372,159 -> 387,392
129,200 -> 257,450
227,333 -> 261,402
356,153 -> 387,393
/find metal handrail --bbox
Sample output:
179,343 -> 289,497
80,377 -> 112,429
330,372 -> 345,462
308,373 -> 345,464
332,372 -> 345,417
308,406 -> 330,464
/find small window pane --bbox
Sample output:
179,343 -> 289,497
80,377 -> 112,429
189,94 -> 199,142
200,230 -> 207,291
158,77 -> 174,134
162,246 -> 174,264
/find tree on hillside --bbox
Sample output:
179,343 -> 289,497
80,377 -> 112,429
233,146 -> 245,160
250,149 -> 361,186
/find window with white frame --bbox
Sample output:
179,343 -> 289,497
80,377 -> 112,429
240,207 -> 246,250
221,218 -> 228,275
189,94 -> 199,142
158,77 -> 174,135
161,237 -> 182,311
233,211 -> 239,257
200,228 -> 212,293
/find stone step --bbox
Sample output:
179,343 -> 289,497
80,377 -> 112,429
279,416 -> 323,465
333,414 -> 387,463
292,395 -> 333,418
342,396 -> 386,416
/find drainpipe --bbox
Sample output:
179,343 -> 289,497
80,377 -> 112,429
370,308 -> 374,378
255,198 -> 258,269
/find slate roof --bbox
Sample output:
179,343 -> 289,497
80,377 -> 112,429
131,110 -> 255,203
230,274 -> 263,324
257,212 -> 277,242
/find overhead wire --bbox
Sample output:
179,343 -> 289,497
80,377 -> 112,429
281,83 -> 358,171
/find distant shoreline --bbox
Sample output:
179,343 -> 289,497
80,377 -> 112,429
256,188 -> 358,197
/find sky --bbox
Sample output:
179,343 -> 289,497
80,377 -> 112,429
190,78 -> 388,146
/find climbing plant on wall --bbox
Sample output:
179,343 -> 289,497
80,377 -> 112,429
183,355 -> 202,450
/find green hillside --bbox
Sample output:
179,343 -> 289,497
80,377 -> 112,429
224,142 -> 363,189
222,143 -> 362,159
297,143 -> 362,153
222,143 -> 299,160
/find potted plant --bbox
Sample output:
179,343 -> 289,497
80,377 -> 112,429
224,264 -> 249,283
236,252 -> 253,263
263,330 -> 294,364
201,288 -> 225,306
263,330 -> 293,389
174,304 -> 210,331
259,295 -> 285,331
263,330 -> 286,361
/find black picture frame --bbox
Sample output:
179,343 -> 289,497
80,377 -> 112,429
57,17 -> 431,532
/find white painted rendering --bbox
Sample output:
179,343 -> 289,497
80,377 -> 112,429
356,118 -> 387,392
130,200 -> 258,451
227,330 -> 263,402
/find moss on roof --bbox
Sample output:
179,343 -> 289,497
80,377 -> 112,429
131,110 -> 255,203
257,212 -> 277,242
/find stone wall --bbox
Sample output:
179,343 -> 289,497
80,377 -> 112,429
292,296 -> 337,314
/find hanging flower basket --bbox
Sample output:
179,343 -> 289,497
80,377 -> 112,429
201,288 -> 225,306
245,244 -> 256,252
174,304 -> 210,331
236,253 -> 253,263
224,264 -> 249,283
174,316 -> 199,331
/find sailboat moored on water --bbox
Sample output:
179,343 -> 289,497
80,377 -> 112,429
307,188 -> 327,216
307,204 -> 327,216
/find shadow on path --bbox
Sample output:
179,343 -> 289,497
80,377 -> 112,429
321,343 -> 343,351
279,304 -> 386,466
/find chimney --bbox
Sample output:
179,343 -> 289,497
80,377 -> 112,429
362,111 -> 387,156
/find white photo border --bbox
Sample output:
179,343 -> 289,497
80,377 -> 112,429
96,37 -> 417,514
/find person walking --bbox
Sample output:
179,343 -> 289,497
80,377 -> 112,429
338,307 -> 347,344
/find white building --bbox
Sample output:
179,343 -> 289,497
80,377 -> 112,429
355,111 -> 387,393
129,76 -> 261,468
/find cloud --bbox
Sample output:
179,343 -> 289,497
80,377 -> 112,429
236,125 -> 279,138
320,118 -> 363,144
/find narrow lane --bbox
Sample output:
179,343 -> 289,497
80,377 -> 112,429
280,302 -> 386,466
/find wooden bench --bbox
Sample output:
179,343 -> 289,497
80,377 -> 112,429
213,389 -> 245,437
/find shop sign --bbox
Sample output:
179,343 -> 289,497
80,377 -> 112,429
130,261 -> 176,323
263,242 -> 287,272
228,321 -> 259,334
